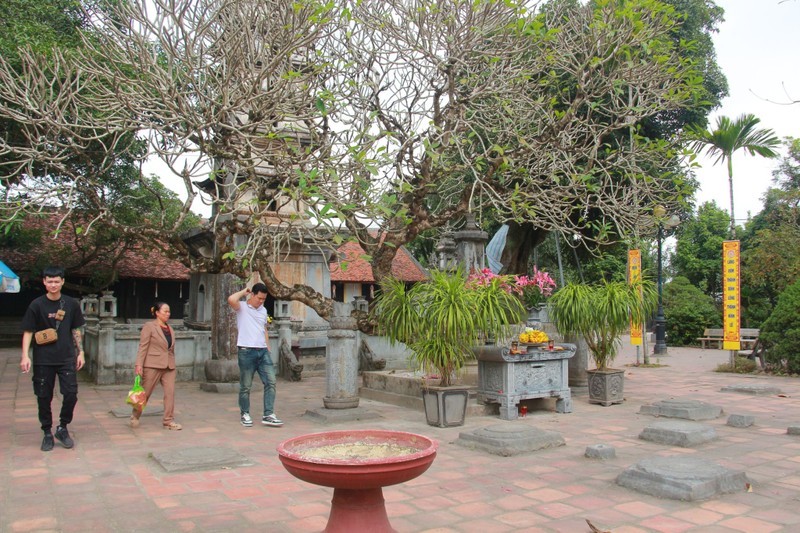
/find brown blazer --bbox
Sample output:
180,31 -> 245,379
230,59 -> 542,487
135,320 -> 176,370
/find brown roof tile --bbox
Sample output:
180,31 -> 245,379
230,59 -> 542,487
330,241 -> 428,282
1,212 -> 189,281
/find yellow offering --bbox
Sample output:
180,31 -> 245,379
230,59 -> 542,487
519,328 -> 548,344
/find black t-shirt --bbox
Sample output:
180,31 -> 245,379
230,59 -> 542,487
21,295 -> 86,366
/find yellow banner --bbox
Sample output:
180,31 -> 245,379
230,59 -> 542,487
628,249 -> 642,346
722,241 -> 741,351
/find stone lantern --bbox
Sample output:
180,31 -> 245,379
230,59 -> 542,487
80,294 -> 100,325
98,290 -> 117,325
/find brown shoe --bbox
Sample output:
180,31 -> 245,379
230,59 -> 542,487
163,422 -> 182,430
129,416 -> 140,428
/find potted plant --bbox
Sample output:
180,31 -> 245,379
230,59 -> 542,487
373,267 -> 525,426
549,279 -> 656,406
517,266 -> 557,323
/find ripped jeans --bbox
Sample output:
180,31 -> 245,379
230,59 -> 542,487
32,363 -> 78,432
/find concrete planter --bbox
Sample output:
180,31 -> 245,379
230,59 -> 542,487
587,368 -> 625,406
422,386 -> 469,427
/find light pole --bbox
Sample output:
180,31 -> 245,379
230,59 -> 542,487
653,205 -> 680,356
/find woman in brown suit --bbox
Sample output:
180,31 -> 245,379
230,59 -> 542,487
130,302 -> 182,430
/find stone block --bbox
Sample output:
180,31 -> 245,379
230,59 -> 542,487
152,446 -> 254,473
638,399 -> 722,420
721,383 -> 782,396
616,456 -> 748,501
639,420 -> 717,447
727,414 -> 755,428
585,444 -> 616,460
455,423 -> 565,457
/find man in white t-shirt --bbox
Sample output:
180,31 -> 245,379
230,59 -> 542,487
227,282 -> 283,427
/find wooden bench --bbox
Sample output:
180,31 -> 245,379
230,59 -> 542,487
697,328 -> 760,350
740,328 -> 760,350
738,337 -> 767,369
697,328 -> 723,349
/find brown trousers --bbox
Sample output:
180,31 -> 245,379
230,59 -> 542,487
131,367 -> 177,424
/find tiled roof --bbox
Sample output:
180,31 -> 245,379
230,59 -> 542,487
3,212 -> 426,284
330,241 -> 428,282
1,212 -> 189,281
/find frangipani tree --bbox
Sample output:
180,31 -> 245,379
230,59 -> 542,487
0,0 -> 704,320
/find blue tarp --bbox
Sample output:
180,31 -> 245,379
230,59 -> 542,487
0,260 -> 20,293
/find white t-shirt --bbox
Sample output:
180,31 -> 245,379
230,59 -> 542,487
235,301 -> 268,348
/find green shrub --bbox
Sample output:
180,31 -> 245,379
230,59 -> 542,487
663,276 -> 720,346
760,278 -> 800,374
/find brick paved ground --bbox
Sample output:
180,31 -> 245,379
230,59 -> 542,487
2,343 -> 800,532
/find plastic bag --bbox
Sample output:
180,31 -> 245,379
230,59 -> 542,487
126,375 -> 147,411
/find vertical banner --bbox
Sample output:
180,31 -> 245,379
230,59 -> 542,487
628,249 -> 642,346
722,241 -> 741,351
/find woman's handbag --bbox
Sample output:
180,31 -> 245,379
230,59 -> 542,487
126,375 -> 147,411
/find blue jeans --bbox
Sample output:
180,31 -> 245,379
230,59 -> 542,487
237,347 -> 276,417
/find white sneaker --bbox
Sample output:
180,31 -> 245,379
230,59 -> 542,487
262,414 -> 283,427
240,413 -> 253,427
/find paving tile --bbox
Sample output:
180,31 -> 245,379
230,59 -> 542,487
638,515 -> 696,533
4,344 -> 800,532
718,516 -> 784,532
614,500 -> 666,518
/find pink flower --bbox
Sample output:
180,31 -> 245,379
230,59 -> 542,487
466,266 -> 556,300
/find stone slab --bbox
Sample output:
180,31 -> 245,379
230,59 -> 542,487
638,399 -> 722,420
616,456 -> 748,501
199,382 -> 240,394
585,444 -> 616,460
454,423 -> 565,456
639,420 -> 717,447
152,446 -> 254,473
727,414 -> 755,428
720,383 -> 782,396
110,407 -> 164,418
303,407 -> 382,424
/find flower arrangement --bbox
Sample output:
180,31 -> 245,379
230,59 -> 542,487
516,266 -> 557,308
519,328 -> 549,343
467,266 -> 556,309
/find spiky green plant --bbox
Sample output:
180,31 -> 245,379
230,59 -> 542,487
549,280 -> 657,370
373,268 -> 525,386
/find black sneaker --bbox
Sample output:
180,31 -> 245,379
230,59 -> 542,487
55,426 -> 74,449
262,414 -> 284,427
41,432 -> 54,452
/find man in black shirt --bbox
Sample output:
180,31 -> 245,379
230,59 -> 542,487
20,266 -> 86,451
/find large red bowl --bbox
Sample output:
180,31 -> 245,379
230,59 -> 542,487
277,429 -> 438,490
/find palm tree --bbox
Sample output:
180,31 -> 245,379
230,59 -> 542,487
689,114 -> 780,238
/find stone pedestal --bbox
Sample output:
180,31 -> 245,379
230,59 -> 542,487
324,302 -> 359,409
617,456 -> 748,501
455,424 -> 565,456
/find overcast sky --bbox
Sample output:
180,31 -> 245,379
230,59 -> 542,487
692,0 -> 800,225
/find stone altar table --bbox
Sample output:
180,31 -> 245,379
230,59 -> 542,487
475,343 -> 575,420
